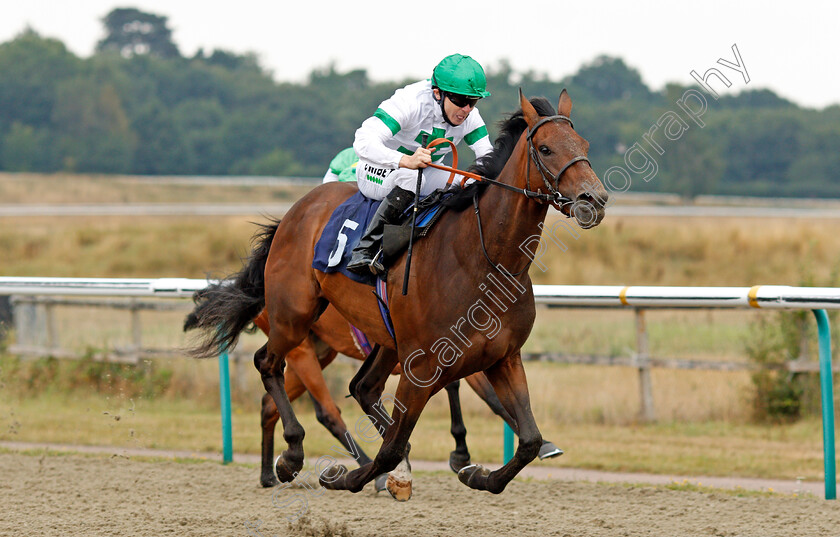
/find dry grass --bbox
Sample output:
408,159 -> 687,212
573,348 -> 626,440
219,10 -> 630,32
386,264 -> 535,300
0,172 -> 312,204
0,216 -> 257,278
8,303 -> 766,422
534,213 -> 840,287
3,212 -> 839,287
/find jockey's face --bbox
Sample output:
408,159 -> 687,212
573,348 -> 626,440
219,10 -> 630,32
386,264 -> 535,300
433,88 -> 476,126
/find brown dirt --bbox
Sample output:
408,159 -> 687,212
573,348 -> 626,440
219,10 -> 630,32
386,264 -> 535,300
3,452 -> 839,537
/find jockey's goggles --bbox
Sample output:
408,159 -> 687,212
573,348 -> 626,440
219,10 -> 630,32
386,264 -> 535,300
446,92 -> 480,109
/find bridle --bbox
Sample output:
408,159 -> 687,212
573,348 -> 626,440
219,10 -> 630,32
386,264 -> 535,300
423,113 -> 595,277
473,114 -> 593,277
524,114 -> 591,211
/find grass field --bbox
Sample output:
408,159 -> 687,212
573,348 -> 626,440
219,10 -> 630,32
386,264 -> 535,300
1,172 -> 839,481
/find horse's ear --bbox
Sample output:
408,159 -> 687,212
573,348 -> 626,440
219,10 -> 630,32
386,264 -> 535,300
558,89 -> 572,117
519,89 -> 539,127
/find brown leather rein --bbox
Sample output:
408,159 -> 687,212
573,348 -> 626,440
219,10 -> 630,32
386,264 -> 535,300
421,115 -> 590,210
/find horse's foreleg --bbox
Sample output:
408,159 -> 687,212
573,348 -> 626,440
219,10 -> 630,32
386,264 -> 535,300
458,353 -> 542,494
444,380 -> 472,472
309,395 -> 373,467
347,347 -> 405,495
320,374 -> 431,499
349,347 -> 396,420
465,372 -> 563,460
465,372 -> 514,423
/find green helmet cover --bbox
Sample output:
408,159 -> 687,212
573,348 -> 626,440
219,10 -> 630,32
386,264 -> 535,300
431,54 -> 491,98
329,147 -> 359,182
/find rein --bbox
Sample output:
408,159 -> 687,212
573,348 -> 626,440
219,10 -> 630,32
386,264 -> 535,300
425,138 -> 556,202
424,114 -> 590,209
421,114 -> 591,278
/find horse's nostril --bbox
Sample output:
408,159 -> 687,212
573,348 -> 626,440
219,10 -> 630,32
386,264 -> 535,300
572,199 -> 597,227
599,191 -> 609,206
577,191 -> 608,208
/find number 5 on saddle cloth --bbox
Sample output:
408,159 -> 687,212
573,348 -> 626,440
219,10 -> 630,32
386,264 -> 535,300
312,189 -> 452,287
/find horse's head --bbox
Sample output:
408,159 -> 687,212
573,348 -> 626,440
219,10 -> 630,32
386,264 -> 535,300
519,90 -> 608,229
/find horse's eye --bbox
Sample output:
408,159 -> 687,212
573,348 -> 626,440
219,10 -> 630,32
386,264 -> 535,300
539,146 -> 551,156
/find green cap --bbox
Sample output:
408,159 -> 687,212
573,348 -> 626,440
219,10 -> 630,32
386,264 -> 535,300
431,54 -> 491,98
329,147 -> 359,182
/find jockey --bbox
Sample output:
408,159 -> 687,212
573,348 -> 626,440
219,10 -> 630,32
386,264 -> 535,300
322,147 -> 359,183
347,53 -> 493,276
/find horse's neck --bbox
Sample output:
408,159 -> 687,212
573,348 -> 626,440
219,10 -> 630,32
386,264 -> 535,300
475,136 -> 550,277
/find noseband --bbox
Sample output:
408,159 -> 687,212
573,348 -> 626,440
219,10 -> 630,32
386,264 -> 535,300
525,115 -> 591,209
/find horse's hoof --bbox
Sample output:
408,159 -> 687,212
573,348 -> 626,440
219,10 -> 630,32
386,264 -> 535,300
538,441 -> 564,460
274,455 -> 300,483
374,473 -> 389,493
448,450 -> 472,473
260,473 -> 279,488
457,464 -> 490,491
318,463 -> 347,490
385,457 -> 413,501
386,473 -> 413,501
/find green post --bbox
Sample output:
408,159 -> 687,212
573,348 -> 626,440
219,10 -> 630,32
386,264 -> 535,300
503,422 -> 515,464
219,350 -> 233,464
813,309 -> 836,500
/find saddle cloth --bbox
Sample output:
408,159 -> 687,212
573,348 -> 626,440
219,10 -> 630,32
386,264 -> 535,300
312,190 -> 449,286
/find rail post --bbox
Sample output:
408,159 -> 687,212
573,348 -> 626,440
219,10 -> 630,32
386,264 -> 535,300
218,349 -> 233,464
635,308 -> 656,422
813,309 -> 836,499
503,422 -> 515,464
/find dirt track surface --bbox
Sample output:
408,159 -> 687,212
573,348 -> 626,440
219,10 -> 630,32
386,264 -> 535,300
3,452 -> 839,537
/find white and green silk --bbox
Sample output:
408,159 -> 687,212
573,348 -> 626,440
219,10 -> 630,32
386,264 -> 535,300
354,80 -> 492,200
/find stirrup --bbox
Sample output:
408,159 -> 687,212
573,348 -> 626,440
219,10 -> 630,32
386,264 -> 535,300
347,257 -> 372,275
368,249 -> 385,276
347,247 -> 377,275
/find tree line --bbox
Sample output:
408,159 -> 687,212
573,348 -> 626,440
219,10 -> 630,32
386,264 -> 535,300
1,8 -> 838,199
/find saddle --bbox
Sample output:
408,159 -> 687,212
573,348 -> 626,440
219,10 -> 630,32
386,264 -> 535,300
382,189 -> 448,264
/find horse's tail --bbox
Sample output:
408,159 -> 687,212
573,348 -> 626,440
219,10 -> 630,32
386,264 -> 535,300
183,218 -> 280,358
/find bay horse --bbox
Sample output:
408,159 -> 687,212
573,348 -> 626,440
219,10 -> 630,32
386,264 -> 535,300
188,91 -> 607,495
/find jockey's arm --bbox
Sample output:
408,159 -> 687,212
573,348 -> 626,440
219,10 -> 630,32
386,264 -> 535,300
469,135 -> 493,162
354,106 -> 413,171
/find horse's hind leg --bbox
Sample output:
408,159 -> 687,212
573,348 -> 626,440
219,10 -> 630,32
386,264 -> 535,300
259,365 -> 314,487
259,392 -> 280,487
255,334 -> 310,483
458,352 -> 543,494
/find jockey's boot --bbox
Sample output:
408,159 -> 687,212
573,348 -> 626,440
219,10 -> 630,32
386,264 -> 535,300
347,186 -> 415,276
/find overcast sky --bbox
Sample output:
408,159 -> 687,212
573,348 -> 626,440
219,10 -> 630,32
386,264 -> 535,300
3,1 -> 838,109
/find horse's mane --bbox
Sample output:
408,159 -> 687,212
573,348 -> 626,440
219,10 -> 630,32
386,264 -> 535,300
471,97 -> 556,179
443,97 -> 557,211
